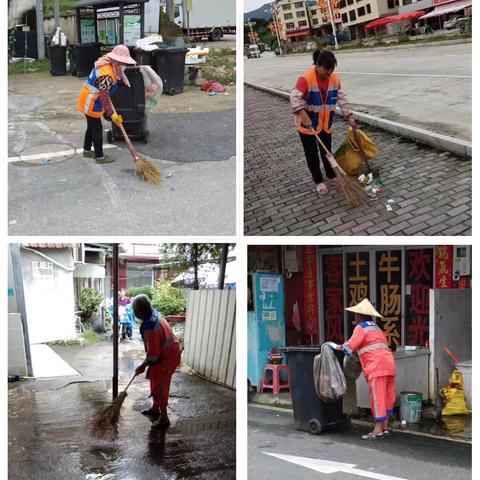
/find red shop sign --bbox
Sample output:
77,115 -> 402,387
435,245 -> 453,289
303,246 -> 319,335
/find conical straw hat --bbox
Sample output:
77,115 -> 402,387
345,298 -> 383,318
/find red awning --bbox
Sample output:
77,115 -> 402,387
366,11 -> 425,29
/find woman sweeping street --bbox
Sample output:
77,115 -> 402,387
133,294 -> 181,428
77,44 -> 137,164
327,298 -> 396,440
290,49 -> 357,197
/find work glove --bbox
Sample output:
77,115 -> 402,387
325,341 -> 339,351
111,113 -> 123,126
135,363 -> 147,375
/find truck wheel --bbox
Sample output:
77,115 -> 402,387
211,28 -> 222,41
308,419 -> 322,435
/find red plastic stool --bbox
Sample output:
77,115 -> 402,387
261,364 -> 291,395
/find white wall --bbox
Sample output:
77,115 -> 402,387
9,313 -> 28,376
8,0 -> 36,29
21,247 -> 76,344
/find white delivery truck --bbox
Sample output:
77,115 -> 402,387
144,0 -> 236,41
174,0 -> 236,41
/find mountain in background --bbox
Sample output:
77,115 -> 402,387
244,1 -> 317,22
244,3 -> 272,22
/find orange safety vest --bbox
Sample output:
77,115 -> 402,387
296,67 -> 341,135
77,64 -> 118,118
343,320 -> 395,381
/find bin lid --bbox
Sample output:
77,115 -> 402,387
282,346 -> 322,353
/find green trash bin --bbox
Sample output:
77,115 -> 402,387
400,391 -> 422,424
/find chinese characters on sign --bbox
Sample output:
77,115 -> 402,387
322,254 -> 344,344
32,261 -> 54,279
303,246 -> 319,338
435,245 -> 453,289
376,251 -> 402,346
346,252 -> 369,337
406,249 -> 433,346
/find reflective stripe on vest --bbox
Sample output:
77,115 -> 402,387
362,325 -> 382,332
296,68 -> 340,135
358,343 -> 389,356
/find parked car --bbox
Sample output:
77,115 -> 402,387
320,31 -> 349,46
443,15 -> 461,29
451,17 -> 472,32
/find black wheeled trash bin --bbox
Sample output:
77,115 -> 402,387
108,66 -> 149,143
284,346 -> 350,435
72,43 -> 101,77
49,45 -> 67,76
154,46 -> 188,95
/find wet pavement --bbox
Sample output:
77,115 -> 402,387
9,333 -> 235,479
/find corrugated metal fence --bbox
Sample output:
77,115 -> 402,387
183,289 -> 236,390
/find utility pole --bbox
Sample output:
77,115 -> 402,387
218,244 -> 229,290
271,4 -> 283,56
36,0 -> 45,59
325,0 -> 338,50
112,244 -> 119,400
54,0 -> 60,30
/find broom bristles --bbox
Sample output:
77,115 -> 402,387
333,167 -> 368,209
135,156 -> 162,185
90,391 -> 127,439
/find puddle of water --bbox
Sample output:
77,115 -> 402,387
170,414 -> 235,435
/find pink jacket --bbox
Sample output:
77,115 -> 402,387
342,320 -> 395,381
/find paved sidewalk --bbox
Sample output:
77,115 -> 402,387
244,87 -> 471,236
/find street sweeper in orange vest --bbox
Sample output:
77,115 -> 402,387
77,44 -> 137,164
133,294 -> 181,428
326,298 -> 396,440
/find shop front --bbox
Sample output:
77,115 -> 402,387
248,245 -> 471,407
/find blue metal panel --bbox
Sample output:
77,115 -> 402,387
247,273 -> 286,389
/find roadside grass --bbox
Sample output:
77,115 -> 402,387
43,0 -> 77,14
196,48 -> 236,85
83,329 -> 106,345
8,59 -> 51,75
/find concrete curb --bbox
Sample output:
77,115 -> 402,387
250,403 -> 472,444
244,81 -> 472,159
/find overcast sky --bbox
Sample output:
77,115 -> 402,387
244,0 -> 274,13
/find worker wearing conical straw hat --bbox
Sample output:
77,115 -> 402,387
78,44 -> 136,164
326,298 -> 395,440
133,295 -> 181,428
290,49 -> 357,197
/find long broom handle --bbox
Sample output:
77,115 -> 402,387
444,347 -> 460,365
123,372 -> 137,393
310,128 -> 333,156
109,100 -> 139,162
310,128 -> 346,175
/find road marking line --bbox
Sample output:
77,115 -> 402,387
83,157 -> 121,206
8,144 -> 117,163
254,66 -> 470,79
263,452 -> 408,480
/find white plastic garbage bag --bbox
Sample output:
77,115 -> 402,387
313,344 -> 347,403
138,65 -> 163,108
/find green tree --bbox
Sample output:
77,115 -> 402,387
151,278 -> 187,315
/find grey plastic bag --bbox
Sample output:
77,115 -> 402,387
313,344 -> 347,403
343,351 -> 362,380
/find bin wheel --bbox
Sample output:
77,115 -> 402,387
169,88 -> 176,96
106,130 -> 113,144
308,419 -> 322,435
143,130 -> 150,144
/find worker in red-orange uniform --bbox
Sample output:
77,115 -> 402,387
133,294 -> 181,428
327,298 -> 395,440
78,44 -> 136,164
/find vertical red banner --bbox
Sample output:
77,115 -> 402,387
303,246 -> 319,337
322,254 -> 344,344
435,245 -> 453,289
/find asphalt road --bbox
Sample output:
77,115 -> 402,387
249,405 -> 471,480
245,43 -> 471,141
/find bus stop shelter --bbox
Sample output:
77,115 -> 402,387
73,0 -> 149,46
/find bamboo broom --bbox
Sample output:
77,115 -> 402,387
110,101 -> 161,185
90,373 -> 137,439
311,129 -> 368,209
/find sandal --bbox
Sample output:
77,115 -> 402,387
316,183 -> 328,196
362,431 -> 384,440
328,177 -> 338,187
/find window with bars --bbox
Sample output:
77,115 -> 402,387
284,12 -> 293,19
286,22 -> 295,29
297,10 -> 306,17
295,2 -> 304,8
342,12 -> 348,22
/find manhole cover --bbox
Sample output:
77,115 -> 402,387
14,143 -> 76,167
